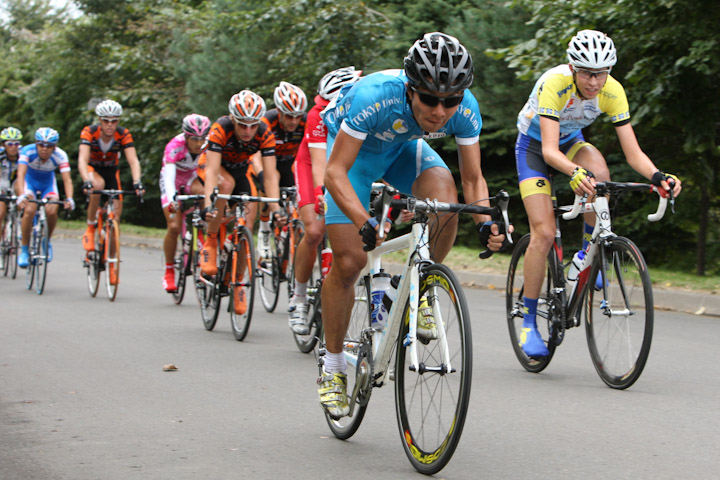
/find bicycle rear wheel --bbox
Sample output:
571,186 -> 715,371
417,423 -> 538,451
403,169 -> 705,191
34,219 -> 49,295
172,233 -> 189,305
395,263 -> 472,475
105,219 -> 120,301
257,230 -> 280,312
230,226 -> 256,341
324,276 -> 371,439
585,236 -> 653,389
506,233 -> 559,373
293,242 -> 321,354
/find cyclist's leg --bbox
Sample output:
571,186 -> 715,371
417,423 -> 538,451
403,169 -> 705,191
201,165 -> 234,275
516,134 -> 556,357
383,139 -> 456,262
42,176 -> 61,239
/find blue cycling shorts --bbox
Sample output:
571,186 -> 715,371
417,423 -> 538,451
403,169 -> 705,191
324,135 -> 449,225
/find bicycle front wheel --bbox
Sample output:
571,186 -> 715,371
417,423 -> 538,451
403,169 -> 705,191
324,276 -> 371,439
585,236 -> 653,389
506,233 -> 559,373
197,248 -> 222,331
395,263 -> 472,475
25,229 -> 36,290
230,226 -> 256,341
34,219 -> 49,295
105,219 -> 120,301
293,242 -> 321,354
257,230 -> 280,312
286,219 -> 305,300
172,233 -> 188,305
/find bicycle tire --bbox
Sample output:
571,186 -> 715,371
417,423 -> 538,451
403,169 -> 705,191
34,218 -> 49,295
506,233 -> 559,373
257,229 -> 280,312
172,233 -> 188,305
198,249 -> 222,331
585,236 -> 653,389
292,239 -> 322,354
25,222 -> 37,290
9,211 -> 19,279
324,276 -> 371,439
230,225 -> 256,341
1,217 -> 11,277
395,263 -> 472,475
105,219 -> 120,301
286,220 -> 305,300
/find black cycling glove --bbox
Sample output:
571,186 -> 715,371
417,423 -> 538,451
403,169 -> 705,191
359,218 -> 379,251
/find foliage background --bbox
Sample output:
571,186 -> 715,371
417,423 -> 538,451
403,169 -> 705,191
0,0 -> 717,275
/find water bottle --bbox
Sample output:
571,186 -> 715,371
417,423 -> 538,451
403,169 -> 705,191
371,271 -> 391,330
320,248 -> 332,277
566,249 -> 586,296
183,230 -> 192,254
378,275 -> 401,326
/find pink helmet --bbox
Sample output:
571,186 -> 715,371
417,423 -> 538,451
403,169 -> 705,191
182,113 -> 211,137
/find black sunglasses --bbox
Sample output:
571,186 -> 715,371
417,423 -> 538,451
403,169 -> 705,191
411,87 -> 464,108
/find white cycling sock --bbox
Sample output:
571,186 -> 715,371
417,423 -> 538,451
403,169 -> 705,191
294,282 -> 307,297
324,351 -> 347,374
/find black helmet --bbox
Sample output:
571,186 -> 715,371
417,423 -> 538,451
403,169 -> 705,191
404,32 -> 474,94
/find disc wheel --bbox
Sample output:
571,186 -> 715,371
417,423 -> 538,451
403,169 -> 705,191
585,236 -> 653,389
324,276 -> 371,440
506,234 -> 559,373
230,226 -> 256,341
395,264 -> 472,475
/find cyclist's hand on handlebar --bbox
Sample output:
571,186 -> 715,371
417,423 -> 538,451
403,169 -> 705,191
200,206 -> 217,221
132,181 -> 145,196
64,197 -> 75,211
82,181 -> 93,195
569,167 -> 595,196
476,221 -> 512,258
359,217 -> 391,252
651,171 -> 682,198
313,185 -> 325,215
168,201 -> 179,214
16,194 -> 28,209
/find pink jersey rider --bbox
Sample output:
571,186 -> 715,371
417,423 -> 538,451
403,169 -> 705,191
159,133 -> 201,208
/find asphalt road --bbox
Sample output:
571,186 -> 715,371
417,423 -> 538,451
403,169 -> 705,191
1,238 -> 718,479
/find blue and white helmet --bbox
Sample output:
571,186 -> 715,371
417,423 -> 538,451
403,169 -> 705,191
35,127 -> 60,144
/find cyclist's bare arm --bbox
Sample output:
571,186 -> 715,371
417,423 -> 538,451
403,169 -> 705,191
60,170 -> 74,207
260,154 -> 281,213
539,116 -> 595,195
457,141 -> 491,224
77,144 -> 91,182
324,129 -> 370,229
124,146 -> 142,184
203,150 -> 222,210
615,123 -> 682,196
14,163 -> 26,199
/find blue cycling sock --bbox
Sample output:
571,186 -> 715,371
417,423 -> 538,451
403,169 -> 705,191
21,245 -> 28,254
522,297 -> 538,328
582,222 -> 593,251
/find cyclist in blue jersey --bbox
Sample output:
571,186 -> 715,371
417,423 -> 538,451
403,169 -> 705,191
15,128 -> 75,268
317,32 -> 509,419
514,30 -> 682,358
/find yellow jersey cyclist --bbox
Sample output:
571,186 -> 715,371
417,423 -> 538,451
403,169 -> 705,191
0,127 -> 24,253
318,32 -> 509,419
515,30 -> 682,358
256,81 -> 308,258
15,128 -> 75,267
78,99 -> 145,252
288,66 -> 362,335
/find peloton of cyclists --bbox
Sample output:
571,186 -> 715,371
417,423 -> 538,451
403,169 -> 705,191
78,99 -> 145,268
15,128 -> 75,268
288,67 -> 362,335
514,30 -> 682,358
317,32 -> 509,419
198,90 -> 275,315
159,113 -> 211,293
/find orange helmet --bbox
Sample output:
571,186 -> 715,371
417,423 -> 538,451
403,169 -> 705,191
228,90 -> 266,124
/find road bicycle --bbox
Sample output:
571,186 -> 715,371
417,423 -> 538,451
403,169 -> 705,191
23,196 -> 65,295
0,194 -> 20,279
291,229 -> 331,354
170,193 -> 205,305
257,186 -> 304,312
319,185 -> 511,475
197,189 -> 278,341
83,189 -> 141,302
506,179 -> 672,389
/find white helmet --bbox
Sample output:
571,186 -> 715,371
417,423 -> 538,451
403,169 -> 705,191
318,66 -> 362,101
567,30 -> 617,69
228,90 -> 266,124
95,99 -> 123,117
273,82 -> 308,115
